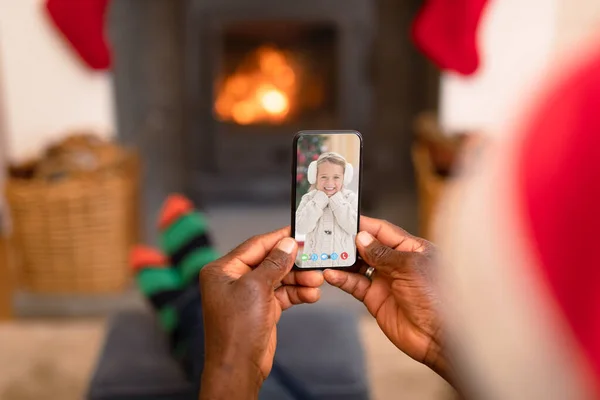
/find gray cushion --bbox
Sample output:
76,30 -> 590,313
87,310 -> 191,400
276,305 -> 370,400
88,307 -> 369,400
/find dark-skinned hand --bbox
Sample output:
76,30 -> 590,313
324,216 -> 453,383
199,227 -> 324,400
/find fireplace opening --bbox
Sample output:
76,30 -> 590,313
214,22 -> 338,126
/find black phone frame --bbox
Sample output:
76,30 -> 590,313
291,130 -> 364,270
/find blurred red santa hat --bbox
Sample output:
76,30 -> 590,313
436,40 -> 600,398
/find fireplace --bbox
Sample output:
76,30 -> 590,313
185,0 -> 376,204
111,0 -> 439,242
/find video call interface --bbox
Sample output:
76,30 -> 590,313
294,133 -> 360,268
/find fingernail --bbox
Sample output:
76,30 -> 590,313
277,237 -> 296,254
357,231 -> 373,247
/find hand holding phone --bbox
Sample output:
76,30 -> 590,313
292,130 -> 363,270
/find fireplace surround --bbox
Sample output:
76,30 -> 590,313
185,0 -> 376,203
110,0 -> 438,244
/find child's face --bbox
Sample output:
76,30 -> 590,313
316,161 -> 344,196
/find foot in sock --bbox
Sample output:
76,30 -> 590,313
129,246 -> 184,333
130,245 -> 204,379
158,194 -> 220,284
131,194 -> 219,333
130,195 -> 220,381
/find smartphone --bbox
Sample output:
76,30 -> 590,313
291,130 -> 363,270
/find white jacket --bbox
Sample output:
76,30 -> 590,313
295,189 -> 358,267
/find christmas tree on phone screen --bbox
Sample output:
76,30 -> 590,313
296,135 -> 328,208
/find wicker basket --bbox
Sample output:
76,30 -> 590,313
5,154 -> 139,294
412,142 -> 447,241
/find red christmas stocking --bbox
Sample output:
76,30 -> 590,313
411,0 -> 490,76
44,0 -> 111,70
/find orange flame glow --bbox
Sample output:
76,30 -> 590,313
215,46 -> 297,125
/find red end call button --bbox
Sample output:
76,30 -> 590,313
340,252 -> 349,260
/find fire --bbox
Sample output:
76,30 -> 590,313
215,46 -> 297,125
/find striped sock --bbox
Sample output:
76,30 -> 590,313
158,194 -> 220,285
130,245 -> 183,333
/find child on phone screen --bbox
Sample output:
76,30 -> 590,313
296,152 -> 358,267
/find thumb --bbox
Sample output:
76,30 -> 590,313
356,231 -> 412,276
250,237 -> 298,287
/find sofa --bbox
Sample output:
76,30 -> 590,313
87,304 -> 370,400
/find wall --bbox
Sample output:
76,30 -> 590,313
326,134 -> 360,194
0,0 -> 114,162
439,0 -> 600,137
439,0 -> 559,137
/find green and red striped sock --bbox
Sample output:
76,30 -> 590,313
129,195 -> 218,363
158,194 -> 220,284
129,245 -> 182,333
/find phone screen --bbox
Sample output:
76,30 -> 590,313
292,131 -> 362,269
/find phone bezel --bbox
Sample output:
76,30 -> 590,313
291,130 -> 363,270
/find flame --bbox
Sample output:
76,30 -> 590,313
215,46 -> 297,125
